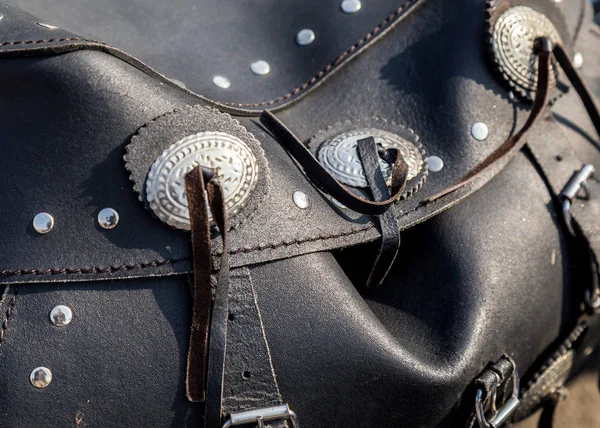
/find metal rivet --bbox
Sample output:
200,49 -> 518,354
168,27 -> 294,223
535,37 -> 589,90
573,52 -> 583,69
250,60 -> 271,76
30,367 -> 52,388
212,75 -> 231,89
50,305 -> 73,327
296,29 -> 315,46
98,208 -> 119,230
471,122 -> 489,141
0,15 -> 4,21
341,0 -> 362,14
33,213 -> 54,234
427,156 -> 444,172
293,191 -> 309,209
37,22 -> 59,29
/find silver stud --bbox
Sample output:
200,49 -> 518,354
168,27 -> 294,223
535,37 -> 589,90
341,0 -> 362,14
30,367 -> 52,389
250,60 -> 271,76
293,191 -> 310,209
33,213 -> 54,234
296,29 -> 315,46
98,208 -> 119,230
573,52 -> 583,69
0,15 -> 4,21
212,75 -> 231,89
37,22 -> 59,29
427,156 -> 444,172
471,122 -> 489,141
50,305 -> 73,327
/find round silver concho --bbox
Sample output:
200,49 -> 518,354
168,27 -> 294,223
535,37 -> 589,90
317,129 -> 424,188
491,6 -> 562,96
146,132 -> 259,231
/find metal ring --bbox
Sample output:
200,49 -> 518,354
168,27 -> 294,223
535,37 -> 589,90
585,288 -> 600,313
475,369 -> 520,428
562,199 -> 577,237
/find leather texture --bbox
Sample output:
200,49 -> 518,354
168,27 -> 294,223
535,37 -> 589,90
0,0 -> 599,427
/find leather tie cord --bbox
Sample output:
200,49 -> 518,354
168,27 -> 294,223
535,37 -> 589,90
426,38 -> 553,203
259,111 -> 409,288
260,110 -> 409,216
357,137 -> 401,288
184,166 -> 230,428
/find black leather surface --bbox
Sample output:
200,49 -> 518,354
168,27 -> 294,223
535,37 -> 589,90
0,0 -> 545,284
4,0 -> 425,107
0,0 -> 599,427
251,152 -> 574,426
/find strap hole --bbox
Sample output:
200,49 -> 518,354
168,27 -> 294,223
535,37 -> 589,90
228,313 -> 235,322
242,370 -> 251,380
555,155 -> 563,161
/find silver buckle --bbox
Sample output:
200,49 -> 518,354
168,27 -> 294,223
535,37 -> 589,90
560,164 -> 595,237
475,368 -> 520,428
222,404 -> 299,428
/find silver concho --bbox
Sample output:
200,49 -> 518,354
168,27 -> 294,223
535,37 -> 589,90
146,132 -> 258,230
317,129 -> 423,188
491,6 -> 561,96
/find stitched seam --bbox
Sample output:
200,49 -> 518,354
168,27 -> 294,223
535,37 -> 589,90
222,0 -> 415,108
0,258 -> 190,278
0,202 -> 425,278
0,286 -> 18,355
0,37 -> 110,47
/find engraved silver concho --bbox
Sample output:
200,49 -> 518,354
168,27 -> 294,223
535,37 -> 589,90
491,6 -> 561,96
317,129 -> 423,188
146,131 -> 259,230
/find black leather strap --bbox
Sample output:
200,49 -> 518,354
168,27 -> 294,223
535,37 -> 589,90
357,137 -> 401,288
259,110 -> 408,216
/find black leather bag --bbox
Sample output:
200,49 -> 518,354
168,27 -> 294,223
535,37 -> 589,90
1,0 -> 600,427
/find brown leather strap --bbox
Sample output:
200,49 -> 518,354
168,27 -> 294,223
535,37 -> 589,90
185,166 -> 215,402
260,110 -> 409,215
426,39 -> 553,203
184,165 -> 231,428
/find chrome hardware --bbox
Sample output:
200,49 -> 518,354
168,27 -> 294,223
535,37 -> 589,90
33,212 -> 55,234
296,29 -> 315,46
427,156 -> 444,172
222,404 -> 299,428
475,367 -> 520,428
250,61 -> 271,76
30,367 -> 52,389
50,305 -> 73,327
471,122 -> 489,141
560,164 -> 595,237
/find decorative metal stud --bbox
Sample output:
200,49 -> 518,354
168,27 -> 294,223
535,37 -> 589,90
146,132 -> 259,230
572,52 -> 583,69
50,305 -> 73,327
490,6 -> 562,98
98,208 -> 119,230
318,129 -> 424,188
33,213 -> 54,234
30,367 -> 52,389
427,156 -> 444,172
471,122 -> 489,141
341,0 -> 362,14
0,15 -> 4,21
250,61 -> 271,76
212,75 -> 231,89
292,191 -> 310,209
296,29 -> 315,46
37,22 -> 59,29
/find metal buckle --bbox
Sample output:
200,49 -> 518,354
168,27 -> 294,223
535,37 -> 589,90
475,368 -> 520,428
560,164 -> 595,237
222,404 -> 299,428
